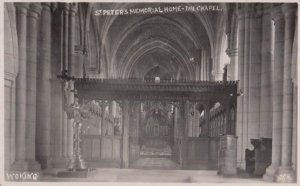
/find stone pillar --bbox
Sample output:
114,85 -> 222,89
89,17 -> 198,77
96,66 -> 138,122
181,101 -> 191,168
225,101 -> 232,135
259,5 -> 273,139
49,3 -> 64,167
263,6 -> 285,181
292,84 -> 297,173
206,56 -> 210,80
213,48 -> 223,81
68,3 -> 77,75
66,4 -> 77,161
201,49 -> 204,80
248,7 -> 262,141
11,3 -> 30,170
60,3 -> 70,161
242,9 -> 251,151
227,48 -> 238,81
100,101 -> 106,159
276,4 -> 297,182
236,8 -> 246,170
203,51 -> 207,81
36,3 -> 52,169
195,108 -> 200,137
188,105 -> 194,137
291,18 -> 297,174
66,82 -> 74,159
23,3 -> 42,170
203,104 -> 210,137
121,100 -> 130,168
112,101 -> 117,117
62,3 -> 69,74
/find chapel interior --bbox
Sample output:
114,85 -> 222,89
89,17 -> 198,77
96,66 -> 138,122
3,2 -> 298,183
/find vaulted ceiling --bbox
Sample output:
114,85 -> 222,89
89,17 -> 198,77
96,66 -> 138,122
83,3 -> 227,79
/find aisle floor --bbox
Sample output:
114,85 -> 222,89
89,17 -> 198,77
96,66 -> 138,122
41,157 -> 266,183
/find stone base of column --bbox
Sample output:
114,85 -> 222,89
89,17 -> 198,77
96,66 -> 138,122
237,160 -> 246,170
214,72 -> 223,81
37,157 -> 52,169
121,160 -> 129,169
51,158 -> 69,168
10,160 -> 41,171
263,165 -> 278,182
275,166 -> 296,183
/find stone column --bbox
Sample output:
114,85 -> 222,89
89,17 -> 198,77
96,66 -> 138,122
203,104 -> 210,137
60,3 -> 70,161
22,3 -> 42,171
68,3 -> 77,75
227,44 -> 238,81
225,101 -> 231,135
206,56 -> 210,80
11,3 -> 30,170
259,5 -> 273,139
121,100 -> 130,168
203,50 -> 207,80
36,3 -> 52,169
236,8 -> 246,170
173,106 -> 179,161
181,101 -> 191,168
291,17 -> 297,174
112,101 -> 117,117
193,106 -> 200,137
263,6 -> 285,181
276,4 -> 297,182
66,4 -> 77,161
196,49 -> 202,81
66,82 -> 74,159
188,105 -> 194,137
203,51 -> 207,81
292,84 -> 297,172
231,49 -> 238,81
248,7 -> 262,141
100,101 -> 106,159
62,3 -> 69,74
201,49 -> 204,80
242,9 -> 251,152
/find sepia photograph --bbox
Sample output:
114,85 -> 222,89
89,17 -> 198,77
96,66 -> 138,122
1,0 -> 298,184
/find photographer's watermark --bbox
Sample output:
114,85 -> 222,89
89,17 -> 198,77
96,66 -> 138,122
6,171 -> 40,181
95,5 -> 222,16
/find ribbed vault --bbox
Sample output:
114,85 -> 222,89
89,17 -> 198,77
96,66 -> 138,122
91,3 -> 223,80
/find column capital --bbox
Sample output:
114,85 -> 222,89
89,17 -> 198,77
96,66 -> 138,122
51,3 -> 58,13
271,5 -> 284,23
281,4 -> 297,19
237,5 -> 253,19
56,3 -> 70,14
28,3 -> 42,18
262,3 -> 274,15
69,3 -> 78,14
15,3 -> 30,10
250,4 -> 264,18
41,3 -> 51,11
15,3 -> 29,15
61,3 -> 70,11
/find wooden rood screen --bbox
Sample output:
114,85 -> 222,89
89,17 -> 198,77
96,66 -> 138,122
74,78 -> 238,136
71,78 -> 238,169
74,79 -> 237,100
